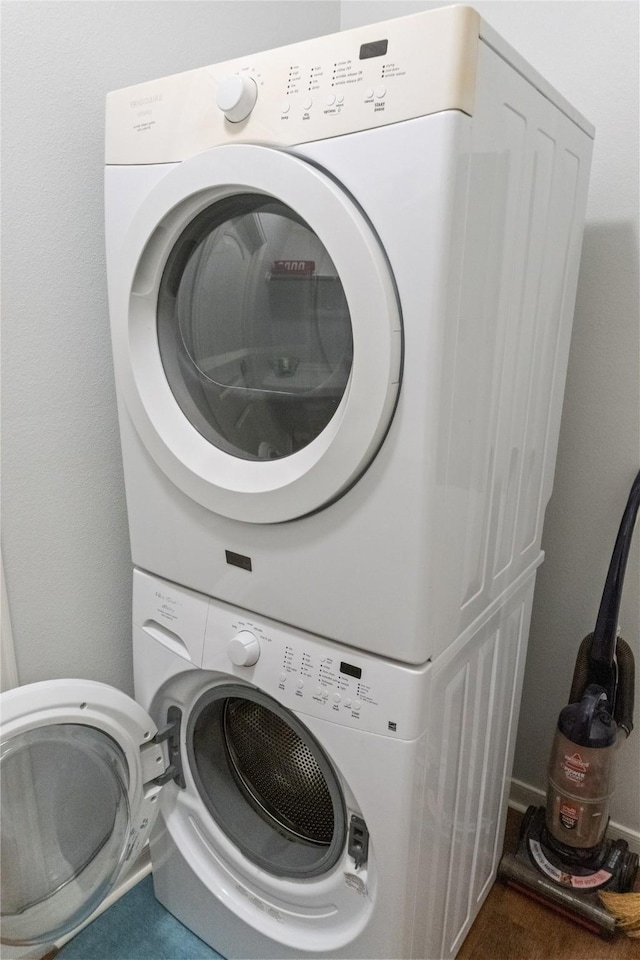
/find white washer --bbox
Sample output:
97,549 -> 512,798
1,567 -> 538,959
104,7 -> 594,665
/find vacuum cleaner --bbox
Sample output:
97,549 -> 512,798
499,469 -> 640,937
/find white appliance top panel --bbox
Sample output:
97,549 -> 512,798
106,5 -> 481,164
106,5 -> 593,166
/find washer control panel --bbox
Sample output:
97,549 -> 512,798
106,6 -> 479,163
202,596 -> 430,740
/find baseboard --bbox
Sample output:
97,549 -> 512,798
509,777 -> 640,857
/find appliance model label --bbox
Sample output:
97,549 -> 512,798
235,883 -> 285,923
344,872 -> 368,896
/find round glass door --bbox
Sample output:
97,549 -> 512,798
187,685 -> 346,878
115,144 -> 402,521
158,195 -> 353,463
0,724 -> 131,946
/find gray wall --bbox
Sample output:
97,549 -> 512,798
342,0 -> 640,837
1,1 -> 340,695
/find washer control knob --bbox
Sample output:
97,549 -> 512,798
227,630 -> 260,666
217,74 -> 258,122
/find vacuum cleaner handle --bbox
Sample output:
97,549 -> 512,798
587,470 -> 640,706
591,470 -> 640,666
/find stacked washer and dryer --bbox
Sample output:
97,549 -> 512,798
0,8 -> 593,960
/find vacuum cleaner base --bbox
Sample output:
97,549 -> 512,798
498,806 -> 639,938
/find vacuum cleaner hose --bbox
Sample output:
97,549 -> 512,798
616,638 -> 636,736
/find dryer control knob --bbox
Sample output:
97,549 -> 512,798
227,631 -> 260,667
216,74 -> 258,122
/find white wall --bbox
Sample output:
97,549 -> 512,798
341,0 -> 640,838
1,1 -> 340,696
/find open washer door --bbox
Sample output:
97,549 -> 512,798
0,680 -> 167,947
109,145 -> 402,523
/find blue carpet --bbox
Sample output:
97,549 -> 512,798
56,876 -> 224,959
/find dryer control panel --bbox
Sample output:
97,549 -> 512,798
105,5 -> 480,164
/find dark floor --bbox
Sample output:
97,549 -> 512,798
457,808 -> 640,960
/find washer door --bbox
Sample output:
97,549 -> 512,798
186,685 -> 347,879
111,144 -> 402,523
0,680 -> 161,946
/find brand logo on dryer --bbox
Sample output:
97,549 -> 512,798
129,94 -> 164,109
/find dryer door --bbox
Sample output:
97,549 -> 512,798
110,144 -> 402,523
0,680 -> 165,946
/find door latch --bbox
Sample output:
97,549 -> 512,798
348,815 -> 369,869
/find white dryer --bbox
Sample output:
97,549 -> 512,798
1,567 -> 538,960
105,6 -> 593,665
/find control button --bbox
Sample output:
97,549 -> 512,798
227,630 -> 260,666
296,680 -> 304,690
321,689 -> 329,700
281,101 -> 290,114
365,88 -> 374,100
279,673 -> 286,683
217,74 -> 258,123
315,686 -> 323,696
353,700 -> 362,711
375,87 -> 386,100
333,693 -> 341,704
326,94 -> 336,106
303,97 -> 313,110
336,95 -> 344,105
344,698 -> 352,708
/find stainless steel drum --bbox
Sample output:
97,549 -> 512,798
187,685 -> 346,878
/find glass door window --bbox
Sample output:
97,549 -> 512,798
158,195 -> 353,462
0,725 -> 131,946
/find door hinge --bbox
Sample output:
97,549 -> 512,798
152,705 -> 186,789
